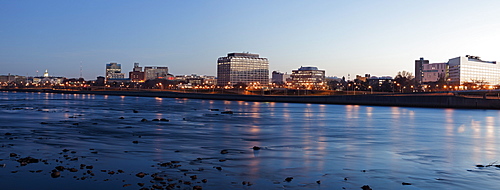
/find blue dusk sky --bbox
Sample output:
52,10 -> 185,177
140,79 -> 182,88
1,0 -> 499,79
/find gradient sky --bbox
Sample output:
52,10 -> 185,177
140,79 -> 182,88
1,0 -> 499,80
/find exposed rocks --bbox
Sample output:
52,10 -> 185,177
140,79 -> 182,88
136,172 -> 146,178
252,146 -> 261,150
221,111 -> 233,114
284,177 -> 293,182
361,185 -> 372,190
17,157 -> 39,165
402,182 -> 412,185
220,150 -> 228,154
51,171 -> 61,178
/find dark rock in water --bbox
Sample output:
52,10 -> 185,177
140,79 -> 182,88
284,177 -> 293,182
40,122 -> 48,124
193,185 -> 203,190
202,179 -> 207,183
159,162 -> 172,167
133,110 -> 139,113
119,117 -> 125,119
136,172 -> 146,178
55,166 -> 65,171
137,183 -> 145,187
316,180 -> 321,184
221,111 -> 233,114
51,171 -> 61,178
9,153 -> 17,157
152,119 -> 160,121
141,118 -> 147,122
17,157 -> 39,164
69,168 -> 78,172
476,165 -> 485,167
62,149 -> 70,152
402,182 -> 412,185
220,150 -> 228,154
215,167 -> 222,171
361,185 -> 372,190
108,171 -> 115,174
210,109 -> 219,111
252,146 -> 261,150
72,123 -> 79,125
5,133 -> 12,135
132,141 -> 139,144
123,184 -> 132,187
190,175 -> 197,180
117,169 -> 124,173
160,118 -> 169,121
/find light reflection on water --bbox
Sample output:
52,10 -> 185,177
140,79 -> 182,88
1,91 -> 500,189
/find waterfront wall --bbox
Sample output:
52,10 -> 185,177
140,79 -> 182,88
3,89 -> 500,109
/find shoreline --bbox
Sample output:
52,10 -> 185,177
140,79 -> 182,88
2,88 -> 500,109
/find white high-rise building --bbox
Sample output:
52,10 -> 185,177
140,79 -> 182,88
448,55 -> 500,86
217,53 -> 269,86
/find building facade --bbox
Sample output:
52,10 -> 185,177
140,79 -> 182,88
415,57 -> 429,84
217,53 -> 269,86
290,66 -> 326,89
105,63 -> 125,80
271,71 -> 286,84
129,63 -> 145,82
422,62 -> 448,83
448,55 -> 500,86
144,66 -> 169,80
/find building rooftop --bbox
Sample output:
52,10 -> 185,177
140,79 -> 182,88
227,53 -> 260,58
298,66 -> 319,71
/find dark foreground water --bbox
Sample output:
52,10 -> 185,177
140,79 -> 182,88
1,91 -> 500,190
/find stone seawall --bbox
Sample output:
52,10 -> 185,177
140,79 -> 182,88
4,89 -> 500,109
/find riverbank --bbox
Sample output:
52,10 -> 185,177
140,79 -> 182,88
3,88 -> 500,109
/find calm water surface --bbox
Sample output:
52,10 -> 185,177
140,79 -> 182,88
1,91 -> 500,189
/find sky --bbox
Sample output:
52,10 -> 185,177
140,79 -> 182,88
1,0 -> 500,80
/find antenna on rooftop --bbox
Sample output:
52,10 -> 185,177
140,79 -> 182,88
80,61 -> 83,79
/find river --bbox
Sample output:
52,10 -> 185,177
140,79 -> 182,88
1,91 -> 500,189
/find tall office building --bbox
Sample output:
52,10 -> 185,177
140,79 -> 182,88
290,66 -> 326,89
217,52 -> 269,86
105,62 -> 125,79
415,57 -> 429,84
448,55 -> 500,86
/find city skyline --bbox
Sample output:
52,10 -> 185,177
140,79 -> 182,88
1,0 -> 500,79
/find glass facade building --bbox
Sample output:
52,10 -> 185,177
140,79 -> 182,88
217,53 -> 269,86
290,66 -> 326,89
105,62 -> 124,79
448,55 -> 500,86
